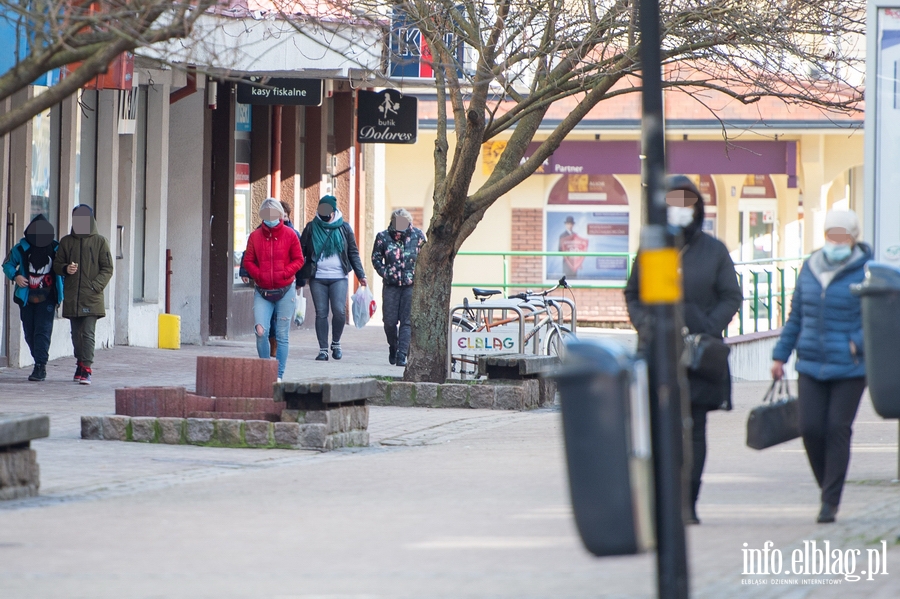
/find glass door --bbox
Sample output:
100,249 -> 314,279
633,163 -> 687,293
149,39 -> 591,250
738,200 -> 778,332
739,200 -> 777,262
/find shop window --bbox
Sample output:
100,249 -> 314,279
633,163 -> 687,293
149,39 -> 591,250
233,102 -> 252,286
545,175 -> 629,284
30,88 -> 61,233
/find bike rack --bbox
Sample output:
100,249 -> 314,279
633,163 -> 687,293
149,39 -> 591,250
522,296 -> 577,335
448,300 -> 527,380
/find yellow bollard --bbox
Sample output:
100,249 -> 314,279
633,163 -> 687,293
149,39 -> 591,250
158,313 -> 181,349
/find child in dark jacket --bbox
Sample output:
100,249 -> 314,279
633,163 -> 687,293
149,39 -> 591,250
2,215 -> 64,381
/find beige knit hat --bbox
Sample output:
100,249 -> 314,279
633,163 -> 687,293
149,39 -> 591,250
823,209 -> 860,241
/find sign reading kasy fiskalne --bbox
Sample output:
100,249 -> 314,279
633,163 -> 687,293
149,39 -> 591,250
357,89 -> 417,144
236,78 -> 323,106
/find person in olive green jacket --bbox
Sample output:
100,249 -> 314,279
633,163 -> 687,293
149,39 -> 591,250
52,204 -> 113,385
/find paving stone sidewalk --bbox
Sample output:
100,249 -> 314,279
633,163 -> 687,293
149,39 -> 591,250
0,325 -> 898,598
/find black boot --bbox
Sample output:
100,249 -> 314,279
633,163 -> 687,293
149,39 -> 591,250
686,505 -> 700,525
817,502 -> 838,524
389,346 -> 397,365
396,352 -> 407,367
28,363 -> 46,382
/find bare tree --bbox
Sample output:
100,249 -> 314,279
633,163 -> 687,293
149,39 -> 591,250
0,0 -> 219,137
342,0 -> 864,382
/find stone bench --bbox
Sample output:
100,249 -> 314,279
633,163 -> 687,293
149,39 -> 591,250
0,413 -> 50,500
274,379 -> 375,451
477,354 -> 560,380
478,354 -> 559,408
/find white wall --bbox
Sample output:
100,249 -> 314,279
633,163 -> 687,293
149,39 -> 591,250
727,333 -> 797,382
166,90 -> 207,344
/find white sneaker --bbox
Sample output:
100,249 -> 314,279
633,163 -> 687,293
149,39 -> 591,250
277,377 -> 282,383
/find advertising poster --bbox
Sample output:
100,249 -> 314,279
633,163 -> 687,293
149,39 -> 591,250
546,211 -> 629,281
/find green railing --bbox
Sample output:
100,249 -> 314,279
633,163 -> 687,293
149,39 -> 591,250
452,250 -> 807,336
452,251 -> 636,297
731,256 -> 807,336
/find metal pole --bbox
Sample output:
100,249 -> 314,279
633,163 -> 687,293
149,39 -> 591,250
753,272 -> 759,333
637,0 -> 689,598
780,267 -> 786,327
503,254 -> 509,298
165,249 -> 172,315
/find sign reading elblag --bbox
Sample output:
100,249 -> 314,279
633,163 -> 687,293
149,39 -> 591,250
236,78 -> 323,106
357,90 -> 417,144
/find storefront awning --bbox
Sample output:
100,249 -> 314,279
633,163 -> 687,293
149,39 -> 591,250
526,140 -> 798,187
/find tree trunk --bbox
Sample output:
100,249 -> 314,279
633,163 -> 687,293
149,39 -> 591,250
404,214 -> 460,383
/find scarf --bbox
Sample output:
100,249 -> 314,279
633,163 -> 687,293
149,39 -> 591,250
808,244 -> 865,290
311,209 -> 345,260
390,224 -> 409,243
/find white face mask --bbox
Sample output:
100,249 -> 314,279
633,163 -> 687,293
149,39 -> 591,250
667,206 -> 695,228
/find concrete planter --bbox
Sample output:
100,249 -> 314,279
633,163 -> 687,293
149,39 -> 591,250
81,405 -> 370,452
370,378 -> 556,410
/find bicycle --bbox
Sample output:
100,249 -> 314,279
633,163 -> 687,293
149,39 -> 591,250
449,277 -> 577,376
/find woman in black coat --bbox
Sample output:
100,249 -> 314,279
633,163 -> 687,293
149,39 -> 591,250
624,176 -> 742,524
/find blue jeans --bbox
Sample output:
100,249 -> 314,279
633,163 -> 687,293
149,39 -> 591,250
21,298 -> 56,365
309,278 -> 348,350
253,286 -> 295,378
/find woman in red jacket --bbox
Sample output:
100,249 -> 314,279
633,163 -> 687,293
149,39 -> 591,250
243,198 -> 304,380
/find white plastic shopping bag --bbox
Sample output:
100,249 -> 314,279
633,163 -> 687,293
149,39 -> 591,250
294,291 -> 307,326
351,285 -> 376,329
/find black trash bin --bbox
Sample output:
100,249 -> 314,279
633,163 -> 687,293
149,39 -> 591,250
550,340 -> 655,556
851,262 -> 900,418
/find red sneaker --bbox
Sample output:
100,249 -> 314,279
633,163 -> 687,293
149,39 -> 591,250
74,362 -> 84,382
79,366 -> 92,385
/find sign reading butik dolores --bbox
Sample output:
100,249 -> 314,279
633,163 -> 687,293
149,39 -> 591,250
236,78 -> 323,106
357,90 -> 417,144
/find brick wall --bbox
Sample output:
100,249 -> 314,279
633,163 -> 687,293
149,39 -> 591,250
509,209 -> 630,323
511,209 -> 542,285
407,207 -> 423,229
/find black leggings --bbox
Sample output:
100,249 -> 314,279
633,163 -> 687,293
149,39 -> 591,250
797,374 -> 866,506
690,404 -> 709,508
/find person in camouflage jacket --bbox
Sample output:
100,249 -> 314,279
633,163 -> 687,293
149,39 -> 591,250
371,208 -> 426,366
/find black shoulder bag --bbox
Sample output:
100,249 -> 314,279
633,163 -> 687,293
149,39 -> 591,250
681,331 -> 731,380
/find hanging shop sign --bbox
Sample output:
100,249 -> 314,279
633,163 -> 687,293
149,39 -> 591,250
357,89 -> 418,144
236,78 -> 323,106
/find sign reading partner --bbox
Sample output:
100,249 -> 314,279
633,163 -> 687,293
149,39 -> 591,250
357,89 -> 418,144
236,78 -> 323,106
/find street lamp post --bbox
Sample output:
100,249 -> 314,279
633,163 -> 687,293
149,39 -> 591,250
637,0 -> 690,598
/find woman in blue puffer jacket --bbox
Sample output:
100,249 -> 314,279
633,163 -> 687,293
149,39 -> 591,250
771,209 -> 872,525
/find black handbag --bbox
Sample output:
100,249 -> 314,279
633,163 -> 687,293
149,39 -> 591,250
681,332 -> 731,380
746,380 -> 800,450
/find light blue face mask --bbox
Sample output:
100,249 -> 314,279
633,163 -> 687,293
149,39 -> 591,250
823,241 -> 852,263
263,219 -> 280,228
